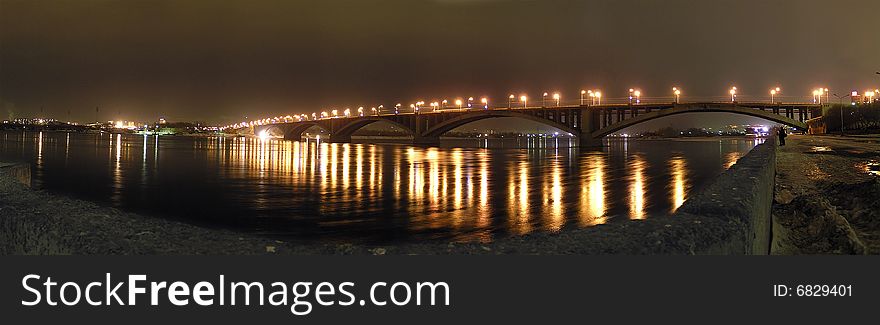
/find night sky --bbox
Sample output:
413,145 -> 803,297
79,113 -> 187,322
1,0 -> 878,130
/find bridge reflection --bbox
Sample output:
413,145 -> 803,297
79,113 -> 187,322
204,136 -> 756,241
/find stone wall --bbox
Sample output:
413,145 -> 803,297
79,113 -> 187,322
672,141 -> 776,254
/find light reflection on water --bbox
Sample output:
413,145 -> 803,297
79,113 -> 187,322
0,131 -> 762,244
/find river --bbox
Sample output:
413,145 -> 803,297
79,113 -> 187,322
0,131 -> 763,243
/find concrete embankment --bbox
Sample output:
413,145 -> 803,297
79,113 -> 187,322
2,140 -> 779,255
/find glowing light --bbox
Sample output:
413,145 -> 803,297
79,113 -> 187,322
258,130 -> 270,141
670,157 -> 687,212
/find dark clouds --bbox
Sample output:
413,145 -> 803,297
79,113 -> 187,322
1,0 -> 878,126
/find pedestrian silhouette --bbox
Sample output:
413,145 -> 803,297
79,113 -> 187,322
778,128 -> 787,146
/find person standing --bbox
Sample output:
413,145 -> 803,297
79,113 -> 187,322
778,128 -> 787,146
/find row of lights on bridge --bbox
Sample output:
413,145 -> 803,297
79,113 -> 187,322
223,86 -> 878,130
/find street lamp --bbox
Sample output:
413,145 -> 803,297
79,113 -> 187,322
673,87 -> 681,103
378,105 -> 384,115
628,88 -> 634,104
508,94 -> 515,109
580,90 -> 587,105
455,99 -> 463,110
595,91 -> 602,105
552,93 -> 560,107
372,106 -> 378,116
467,97 -> 474,108
633,90 -> 641,104
481,97 -> 488,110
357,107 -> 364,116
867,90 -> 876,103
770,87 -> 780,103
394,103 -> 401,115
442,99 -> 448,109
332,109 -> 338,117
812,90 -> 820,104
344,108 -> 351,117
542,92 -> 548,107
729,87 -> 737,102
520,95 -> 528,109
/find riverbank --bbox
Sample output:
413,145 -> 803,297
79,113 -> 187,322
771,134 -> 880,254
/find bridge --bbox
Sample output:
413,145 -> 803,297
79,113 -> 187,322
252,101 -> 817,147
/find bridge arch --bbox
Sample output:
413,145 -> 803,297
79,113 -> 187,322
591,105 -> 807,138
258,122 -> 329,140
421,110 -> 580,138
331,117 -> 415,138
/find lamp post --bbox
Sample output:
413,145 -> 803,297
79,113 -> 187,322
595,91 -> 602,105
634,90 -> 641,104
542,92 -> 548,107
729,87 -> 737,102
580,90 -> 586,105
455,99 -> 463,110
508,94 -> 514,109
770,87 -> 780,103
467,97 -> 474,109
520,95 -> 528,109
394,104 -> 401,115
481,97 -> 488,110
673,87 -> 681,103
552,93 -> 560,107
442,100 -> 448,109
628,88 -> 634,104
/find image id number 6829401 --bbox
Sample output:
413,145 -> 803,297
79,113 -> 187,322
772,285 -> 853,297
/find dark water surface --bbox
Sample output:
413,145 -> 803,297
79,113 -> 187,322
0,131 -> 763,243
